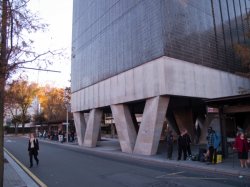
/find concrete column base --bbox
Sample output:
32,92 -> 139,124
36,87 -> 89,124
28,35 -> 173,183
133,96 -> 170,155
84,109 -> 103,147
73,112 -> 86,146
111,104 -> 137,153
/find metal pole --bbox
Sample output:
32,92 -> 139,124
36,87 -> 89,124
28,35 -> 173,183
66,108 -> 69,143
219,107 -> 228,158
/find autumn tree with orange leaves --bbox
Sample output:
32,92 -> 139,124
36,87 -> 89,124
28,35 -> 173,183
38,85 -> 68,124
5,78 -> 39,134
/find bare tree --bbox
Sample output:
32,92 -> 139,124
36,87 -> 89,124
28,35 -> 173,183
0,0 -> 61,185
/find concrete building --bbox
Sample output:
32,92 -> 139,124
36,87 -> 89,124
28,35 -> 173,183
71,0 -> 250,155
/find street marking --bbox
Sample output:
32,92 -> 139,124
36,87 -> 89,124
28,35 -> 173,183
156,171 -> 185,178
157,176 -> 227,180
4,147 -> 47,187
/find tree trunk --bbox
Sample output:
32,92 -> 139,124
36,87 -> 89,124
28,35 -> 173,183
0,0 -> 8,185
22,123 -> 25,135
0,79 -> 5,187
15,124 -> 18,135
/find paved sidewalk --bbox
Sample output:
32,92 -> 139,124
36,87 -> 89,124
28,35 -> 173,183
4,150 -> 39,187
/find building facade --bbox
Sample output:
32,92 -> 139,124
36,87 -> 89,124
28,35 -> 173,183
71,0 -> 250,155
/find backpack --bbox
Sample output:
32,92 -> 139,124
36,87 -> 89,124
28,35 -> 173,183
198,148 -> 207,162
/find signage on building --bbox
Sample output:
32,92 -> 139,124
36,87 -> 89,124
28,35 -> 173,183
207,107 -> 219,113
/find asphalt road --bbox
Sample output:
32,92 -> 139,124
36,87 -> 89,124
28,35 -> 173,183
4,136 -> 250,187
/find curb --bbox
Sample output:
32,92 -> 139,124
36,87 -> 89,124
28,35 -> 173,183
4,147 -> 47,187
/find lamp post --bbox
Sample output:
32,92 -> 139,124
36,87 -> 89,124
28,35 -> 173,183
64,87 -> 71,143
66,103 -> 70,143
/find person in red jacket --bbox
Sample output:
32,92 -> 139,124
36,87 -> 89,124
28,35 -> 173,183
233,132 -> 249,168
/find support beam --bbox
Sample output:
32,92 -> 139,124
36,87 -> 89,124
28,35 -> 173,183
173,108 -> 194,140
84,109 -> 103,147
73,112 -> 86,146
111,104 -> 137,153
133,96 -> 170,155
223,105 -> 250,113
131,113 -> 139,134
166,110 -> 180,135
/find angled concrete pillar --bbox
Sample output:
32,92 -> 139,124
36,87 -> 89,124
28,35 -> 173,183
134,96 -> 170,155
173,108 -> 194,140
73,112 -> 86,146
111,104 -> 137,153
84,109 -> 103,147
200,115 -> 213,144
166,110 -> 180,135
131,113 -> 139,134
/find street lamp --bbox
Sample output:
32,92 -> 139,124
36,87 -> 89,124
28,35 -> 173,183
64,87 -> 71,143
65,103 -> 70,143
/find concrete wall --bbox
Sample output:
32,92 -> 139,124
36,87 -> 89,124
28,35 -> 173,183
72,56 -> 250,112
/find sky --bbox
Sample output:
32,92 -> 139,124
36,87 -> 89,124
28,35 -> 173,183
16,0 -> 73,88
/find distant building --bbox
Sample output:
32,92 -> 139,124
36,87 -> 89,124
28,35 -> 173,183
71,0 -> 250,155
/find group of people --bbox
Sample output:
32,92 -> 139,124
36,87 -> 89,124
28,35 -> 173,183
165,126 -> 250,168
177,129 -> 192,161
165,129 -> 192,160
38,129 -> 76,143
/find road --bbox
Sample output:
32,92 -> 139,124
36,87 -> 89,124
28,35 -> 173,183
4,136 -> 250,187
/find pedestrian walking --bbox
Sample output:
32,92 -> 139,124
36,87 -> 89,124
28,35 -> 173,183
28,133 -> 39,168
233,132 -> 249,168
166,130 -> 174,159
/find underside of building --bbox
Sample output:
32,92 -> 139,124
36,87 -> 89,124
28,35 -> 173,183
71,0 -> 250,156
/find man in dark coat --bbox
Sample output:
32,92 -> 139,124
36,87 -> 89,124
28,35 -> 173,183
177,129 -> 192,160
182,129 -> 192,157
166,130 -> 174,159
177,130 -> 186,160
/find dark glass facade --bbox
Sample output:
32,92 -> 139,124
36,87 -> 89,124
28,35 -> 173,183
72,0 -> 250,92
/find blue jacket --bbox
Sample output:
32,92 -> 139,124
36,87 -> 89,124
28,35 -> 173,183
213,132 -> 221,149
207,132 -> 221,149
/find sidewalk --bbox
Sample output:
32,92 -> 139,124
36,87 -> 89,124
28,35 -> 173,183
4,150 -> 39,187
40,137 -> 250,177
